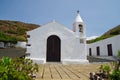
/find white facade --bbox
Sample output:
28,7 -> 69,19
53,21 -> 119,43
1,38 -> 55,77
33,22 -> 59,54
0,42 -> 4,48
0,41 -> 26,48
87,35 -> 120,56
26,12 -> 88,64
15,41 -> 26,48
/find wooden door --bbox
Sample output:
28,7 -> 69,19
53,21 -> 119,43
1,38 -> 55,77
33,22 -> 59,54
89,48 -> 92,56
107,44 -> 113,56
47,35 -> 61,62
96,46 -> 100,56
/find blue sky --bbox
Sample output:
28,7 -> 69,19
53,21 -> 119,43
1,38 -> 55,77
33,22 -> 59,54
0,0 -> 120,37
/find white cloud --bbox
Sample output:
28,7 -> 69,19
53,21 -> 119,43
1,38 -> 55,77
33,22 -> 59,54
87,36 -> 99,40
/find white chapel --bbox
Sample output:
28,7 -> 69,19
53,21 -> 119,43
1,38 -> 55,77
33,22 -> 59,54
26,12 -> 88,64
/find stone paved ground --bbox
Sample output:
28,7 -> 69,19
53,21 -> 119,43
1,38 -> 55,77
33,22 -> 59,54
36,62 -> 111,80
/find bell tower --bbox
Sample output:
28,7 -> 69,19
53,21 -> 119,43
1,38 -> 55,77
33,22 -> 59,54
73,11 -> 86,43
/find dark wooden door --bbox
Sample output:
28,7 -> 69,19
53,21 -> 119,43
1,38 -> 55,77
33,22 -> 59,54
107,44 -> 113,56
96,46 -> 100,56
47,35 -> 61,62
89,48 -> 92,56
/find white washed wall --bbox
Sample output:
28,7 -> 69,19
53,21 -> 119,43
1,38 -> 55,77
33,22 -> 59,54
15,41 -> 26,48
27,21 -> 88,64
0,42 -> 4,48
87,35 -> 120,56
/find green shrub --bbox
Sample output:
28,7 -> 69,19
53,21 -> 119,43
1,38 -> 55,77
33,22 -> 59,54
87,35 -> 114,44
110,70 -> 120,80
0,31 -> 17,44
97,51 -> 120,80
7,29 -> 17,34
118,50 -> 120,58
109,51 -> 120,80
16,35 -> 27,41
99,64 -> 111,79
0,57 -> 38,80
103,65 -> 111,74
17,27 -> 26,35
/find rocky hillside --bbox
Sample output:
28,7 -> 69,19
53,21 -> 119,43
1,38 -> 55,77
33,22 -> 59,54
87,25 -> 120,44
0,20 -> 39,41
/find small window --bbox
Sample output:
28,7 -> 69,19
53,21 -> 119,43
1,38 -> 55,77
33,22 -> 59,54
26,44 -> 31,46
96,46 -> 100,56
78,24 -> 83,32
89,48 -> 92,56
107,44 -> 113,56
27,35 -> 30,38
80,39 -> 84,43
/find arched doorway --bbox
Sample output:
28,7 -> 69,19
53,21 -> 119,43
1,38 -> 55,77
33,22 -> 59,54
47,35 -> 61,62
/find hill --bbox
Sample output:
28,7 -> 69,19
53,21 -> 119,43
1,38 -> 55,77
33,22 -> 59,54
101,25 -> 120,37
0,20 -> 39,42
87,25 -> 120,44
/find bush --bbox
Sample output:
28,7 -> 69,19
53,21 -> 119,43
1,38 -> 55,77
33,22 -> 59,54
17,27 -> 26,35
95,51 -> 120,80
16,35 -> 27,41
118,50 -> 120,58
109,50 -> 120,80
98,64 -> 110,79
110,70 -> 120,80
0,31 -> 17,44
87,35 -> 113,44
0,57 -> 38,80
